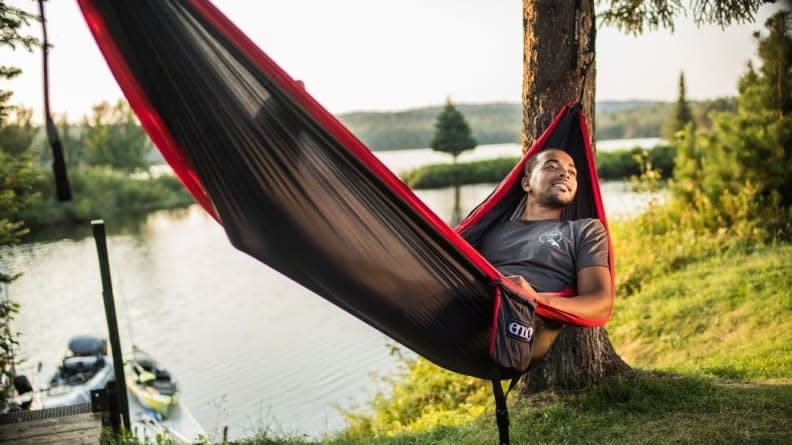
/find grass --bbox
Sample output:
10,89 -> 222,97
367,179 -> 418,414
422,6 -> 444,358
233,372 -> 791,444
608,244 -> 792,379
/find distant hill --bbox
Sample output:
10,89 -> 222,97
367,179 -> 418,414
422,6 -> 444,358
595,100 -> 656,114
338,99 -> 738,151
338,102 -> 521,151
596,101 -> 674,140
338,100 -> 677,151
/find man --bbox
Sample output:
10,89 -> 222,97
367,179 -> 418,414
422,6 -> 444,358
478,148 -> 613,359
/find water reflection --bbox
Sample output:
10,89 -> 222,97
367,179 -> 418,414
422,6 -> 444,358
23,207 -> 197,245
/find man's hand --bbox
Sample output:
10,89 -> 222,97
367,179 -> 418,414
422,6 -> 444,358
506,275 -> 535,293
505,275 -> 548,304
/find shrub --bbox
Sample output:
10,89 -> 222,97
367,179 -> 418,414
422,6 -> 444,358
595,145 -> 675,180
20,166 -> 193,227
341,347 -> 488,437
401,157 -> 518,189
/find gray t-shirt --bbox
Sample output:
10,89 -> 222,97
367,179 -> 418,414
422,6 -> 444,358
478,218 -> 609,292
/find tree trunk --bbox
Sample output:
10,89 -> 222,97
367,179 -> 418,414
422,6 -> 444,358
521,0 -> 631,390
522,0 -> 596,152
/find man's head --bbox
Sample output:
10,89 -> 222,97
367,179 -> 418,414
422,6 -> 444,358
521,148 -> 578,208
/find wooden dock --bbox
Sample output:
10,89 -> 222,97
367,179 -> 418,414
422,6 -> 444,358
0,403 -> 103,445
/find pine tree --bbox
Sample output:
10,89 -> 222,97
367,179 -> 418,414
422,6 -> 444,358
0,1 -> 39,246
430,99 -> 477,164
753,11 -> 792,117
663,72 -> 695,141
728,10 -> 791,209
672,10 -> 792,226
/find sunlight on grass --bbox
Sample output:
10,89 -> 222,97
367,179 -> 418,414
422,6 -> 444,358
609,245 -> 792,379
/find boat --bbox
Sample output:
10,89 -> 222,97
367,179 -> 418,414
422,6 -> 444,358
125,346 -> 178,420
124,346 -> 206,443
128,398 -> 207,445
12,335 -> 114,410
14,337 -> 205,443
39,335 -> 114,409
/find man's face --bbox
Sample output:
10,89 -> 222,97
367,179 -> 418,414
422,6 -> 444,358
521,149 -> 578,208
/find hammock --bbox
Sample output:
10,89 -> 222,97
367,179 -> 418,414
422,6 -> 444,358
77,0 -> 613,382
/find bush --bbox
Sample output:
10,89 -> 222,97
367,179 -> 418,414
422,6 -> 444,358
595,145 -> 675,180
612,180 -> 789,296
341,347 -> 488,437
401,157 -> 518,189
20,166 -> 193,227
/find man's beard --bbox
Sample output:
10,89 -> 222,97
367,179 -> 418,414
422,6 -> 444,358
538,190 -> 574,209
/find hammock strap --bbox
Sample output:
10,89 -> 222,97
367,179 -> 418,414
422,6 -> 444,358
492,367 -> 522,445
39,0 -> 71,201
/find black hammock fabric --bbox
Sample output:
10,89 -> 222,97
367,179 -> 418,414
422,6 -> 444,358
78,0 -> 613,380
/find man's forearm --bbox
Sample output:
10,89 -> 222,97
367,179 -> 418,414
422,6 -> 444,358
539,265 -> 613,320
536,291 -> 612,320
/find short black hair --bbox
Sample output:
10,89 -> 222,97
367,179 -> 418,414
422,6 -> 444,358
523,148 -> 565,177
523,155 -> 540,177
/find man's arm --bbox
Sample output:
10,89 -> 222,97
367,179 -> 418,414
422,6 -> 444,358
508,265 -> 613,320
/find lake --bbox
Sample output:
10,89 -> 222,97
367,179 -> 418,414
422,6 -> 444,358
372,137 -> 666,174
2,143 -> 660,440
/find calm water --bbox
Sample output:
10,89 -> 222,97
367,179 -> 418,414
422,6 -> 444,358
372,138 -> 666,174
3,144 -> 658,440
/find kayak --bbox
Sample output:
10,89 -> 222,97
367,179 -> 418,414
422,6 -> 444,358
125,346 -> 178,420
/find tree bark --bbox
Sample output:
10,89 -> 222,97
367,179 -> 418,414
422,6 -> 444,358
521,0 -> 632,391
522,0 -> 596,152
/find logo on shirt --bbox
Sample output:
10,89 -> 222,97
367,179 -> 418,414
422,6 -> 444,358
539,230 -> 564,249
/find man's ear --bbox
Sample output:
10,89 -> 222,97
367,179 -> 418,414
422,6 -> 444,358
521,176 -> 531,193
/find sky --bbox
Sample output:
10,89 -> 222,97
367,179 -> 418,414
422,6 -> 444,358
0,0 -> 786,123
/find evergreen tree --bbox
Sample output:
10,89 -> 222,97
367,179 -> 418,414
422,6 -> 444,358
0,1 -> 39,246
672,10 -> 792,230
430,99 -> 477,164
753,11 -> 792,117
0,2 -> 37,122
663,72 -> 695,141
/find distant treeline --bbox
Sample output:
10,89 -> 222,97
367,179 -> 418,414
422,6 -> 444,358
401,145 -> 677,189
339,102 -> 521,150
338,99 -> 735,150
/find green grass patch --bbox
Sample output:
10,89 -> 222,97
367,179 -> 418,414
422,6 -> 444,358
233,372 -> 791,445
609,244 -> 792,379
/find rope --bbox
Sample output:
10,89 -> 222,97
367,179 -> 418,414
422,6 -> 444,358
39,0 -> 72,201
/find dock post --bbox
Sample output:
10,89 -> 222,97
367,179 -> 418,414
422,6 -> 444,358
92,220 -> 131,431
